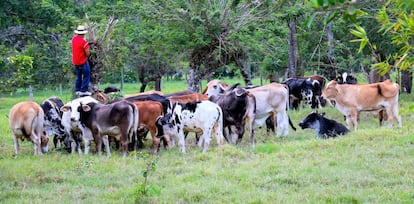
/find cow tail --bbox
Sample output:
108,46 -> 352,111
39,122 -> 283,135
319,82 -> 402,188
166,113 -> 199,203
377,84 -> 382,96
288,116 -> 296,131
216,106 -> 224,145
284,84 -> 296,131
130,103 -> 139,145
250,93 -> 257,114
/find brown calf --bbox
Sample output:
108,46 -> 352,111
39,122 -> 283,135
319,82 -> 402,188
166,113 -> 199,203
133,101 -> 172,153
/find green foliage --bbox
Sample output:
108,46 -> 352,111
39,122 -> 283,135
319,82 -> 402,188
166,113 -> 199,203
130,151 -> 160,202
0,54 -> 34,92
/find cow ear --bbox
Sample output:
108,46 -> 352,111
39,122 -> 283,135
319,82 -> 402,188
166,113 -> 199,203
156,116 -> 162,125
60,105 -> 70,112
81,105 -> 91,112
235,88 -> 246,96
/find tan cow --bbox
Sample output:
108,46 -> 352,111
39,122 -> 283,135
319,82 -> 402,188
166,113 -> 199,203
322,79 -> 402,130
9,101 -> 49,155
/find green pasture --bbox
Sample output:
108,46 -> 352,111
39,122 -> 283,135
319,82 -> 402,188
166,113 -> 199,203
0,79 -> 413,203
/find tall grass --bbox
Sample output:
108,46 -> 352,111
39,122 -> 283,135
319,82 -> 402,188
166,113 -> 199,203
0,80 -> 413,203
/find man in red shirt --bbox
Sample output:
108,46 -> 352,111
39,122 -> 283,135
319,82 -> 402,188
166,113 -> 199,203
71,25 -> 91,96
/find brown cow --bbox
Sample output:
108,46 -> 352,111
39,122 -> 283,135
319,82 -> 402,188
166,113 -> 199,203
133,101 -> 172,153
322,79 -> 402,130
9,101 -> 49,155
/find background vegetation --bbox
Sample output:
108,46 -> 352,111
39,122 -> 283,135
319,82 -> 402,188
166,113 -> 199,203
1,80 -> 414,203
1,0 -> 413,93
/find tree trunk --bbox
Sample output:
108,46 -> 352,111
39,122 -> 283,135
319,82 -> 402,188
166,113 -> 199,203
235,57 -> 252,85
187,67 -> 201,92
140,82 -> 147,93
401,70 -> 412,93
155,77 -> 161,91
326,22 -> 336,79
287,18 -> 298,78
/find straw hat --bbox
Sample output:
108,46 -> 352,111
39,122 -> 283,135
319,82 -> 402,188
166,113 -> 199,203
74,25 -> 88,35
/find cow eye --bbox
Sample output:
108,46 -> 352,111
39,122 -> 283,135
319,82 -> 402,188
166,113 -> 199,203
213,85 -> 217,89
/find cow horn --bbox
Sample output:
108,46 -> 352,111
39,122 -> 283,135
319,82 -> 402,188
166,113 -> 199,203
227,83 -> 240,92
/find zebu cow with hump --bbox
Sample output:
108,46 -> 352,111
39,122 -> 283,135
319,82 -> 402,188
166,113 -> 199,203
203,80 -> 256,146
78,100 -> 139,157
322,79 -> 402,130
9,101 -> 49,155
208,84 -> 255,145
204,80 -> 295,146
156,101 -> 224,153
41,97 -> 67,149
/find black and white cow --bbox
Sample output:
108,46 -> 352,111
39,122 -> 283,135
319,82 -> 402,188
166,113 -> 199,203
156,101 -> 224,153
41,97 -> 68,149
335,72 -> 358,84
299,111 -> 349,139
208,85 -> 254,145
61,96 -> 105,155
78,100 -> 139,157
283,77 -> 321,110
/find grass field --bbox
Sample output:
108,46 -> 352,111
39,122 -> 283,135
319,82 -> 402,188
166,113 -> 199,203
0,79 -> 413,203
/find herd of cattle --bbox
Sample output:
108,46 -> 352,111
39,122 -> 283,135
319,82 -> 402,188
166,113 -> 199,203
8,73 -> 402,156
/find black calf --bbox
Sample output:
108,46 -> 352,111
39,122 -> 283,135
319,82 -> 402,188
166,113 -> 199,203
299,111 -> 349,139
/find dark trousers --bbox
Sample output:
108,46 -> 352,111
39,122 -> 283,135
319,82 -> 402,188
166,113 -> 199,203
74,61 -> 91,92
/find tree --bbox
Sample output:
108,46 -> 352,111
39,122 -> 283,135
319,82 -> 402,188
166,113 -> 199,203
140,0 -> 284,91
86,14 -> 118,92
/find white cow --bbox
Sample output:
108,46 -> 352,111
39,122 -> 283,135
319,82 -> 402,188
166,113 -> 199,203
60,96 -> 110,155
156,100 -> 224,153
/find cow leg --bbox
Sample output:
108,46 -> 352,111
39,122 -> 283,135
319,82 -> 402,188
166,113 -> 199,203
347,111 -> 358,131
196,131 -> 204,147
229,125 -> 239,145
13,135 -> 20,156
246,114 -> 255,148
265,116 -> 275,135
389,104 -> 402,127
83,129 -> 94,155
152,136 -> 161,154
222,126 -> 230,143
214,125 -> 224,147
378,110 -> 384,126
31,131 -> 42,155
276,112 -> 288,136
202,130 -> 212,153
178,132 -> 186,153
120,134 -> 129,158
102,135 -> 111,157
